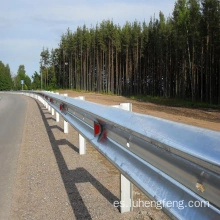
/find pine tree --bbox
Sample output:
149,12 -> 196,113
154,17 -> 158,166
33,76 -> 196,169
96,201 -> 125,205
0,61 -> 12,90
37,0 -> 220,104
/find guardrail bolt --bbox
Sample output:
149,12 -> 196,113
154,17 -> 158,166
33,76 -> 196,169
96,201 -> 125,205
196,182 -> 205,193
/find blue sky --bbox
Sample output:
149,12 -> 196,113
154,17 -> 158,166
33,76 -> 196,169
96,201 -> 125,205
0,0 -> 176,78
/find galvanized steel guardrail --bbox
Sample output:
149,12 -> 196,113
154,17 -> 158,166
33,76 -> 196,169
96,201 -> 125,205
21,91 -> 220,219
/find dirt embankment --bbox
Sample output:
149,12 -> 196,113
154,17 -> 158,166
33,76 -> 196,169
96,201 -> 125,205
59,91 -> 220,131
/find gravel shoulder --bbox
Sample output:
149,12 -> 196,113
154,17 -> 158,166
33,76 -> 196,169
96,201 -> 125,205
9,92 -> 219,219
9,96 -> 169,219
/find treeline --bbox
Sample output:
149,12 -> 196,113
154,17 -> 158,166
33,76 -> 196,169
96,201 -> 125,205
40,0 -> 220,104
0,62 -> 33,90
0,61 -> 12,90
13,65 -> 32,90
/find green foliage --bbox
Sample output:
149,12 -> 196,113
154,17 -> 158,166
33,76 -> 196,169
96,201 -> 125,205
0,61 -> 12,90
38,0 -> 220,105
25,75 -> 31,90
39,47 -> 59,90
32,71 -> 41,90
13,65 -> 31,90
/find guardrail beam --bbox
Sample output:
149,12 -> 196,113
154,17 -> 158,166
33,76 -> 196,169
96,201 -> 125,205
18,91 -> 220,219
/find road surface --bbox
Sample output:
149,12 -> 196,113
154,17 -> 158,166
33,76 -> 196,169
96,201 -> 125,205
0,93 -> 27,220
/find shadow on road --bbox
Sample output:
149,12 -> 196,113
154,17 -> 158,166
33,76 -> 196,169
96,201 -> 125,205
35,100 -> 119,219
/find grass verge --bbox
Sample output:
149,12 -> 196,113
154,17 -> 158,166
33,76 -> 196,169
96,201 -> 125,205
129,95 -> 220,110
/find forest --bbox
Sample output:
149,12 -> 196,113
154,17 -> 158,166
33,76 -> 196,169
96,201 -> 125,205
0,61 -> 12,91
0,62 -> 32,91
39,0 -> 220,105
1,0 -> 219,105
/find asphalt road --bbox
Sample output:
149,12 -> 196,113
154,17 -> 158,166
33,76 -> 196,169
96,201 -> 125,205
0,93 -> 27,220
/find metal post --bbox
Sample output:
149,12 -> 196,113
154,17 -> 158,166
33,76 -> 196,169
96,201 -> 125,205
64,120 -> 68,133
79,134 -> 86,155
63,94 -> 68,133
55,92 -> 59,122
113,103 -> 133,213
56,111 -> 59,122
77,96 -> 86,155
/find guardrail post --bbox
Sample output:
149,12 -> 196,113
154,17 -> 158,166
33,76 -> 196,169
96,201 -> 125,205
51,108 -> 54,116
76,96 -> 86,155
79,134 -> 86,154
56,111 -> 60,122
45,100 -> 48,109
55,92 -> 60,122
113,103 -> 133,213
63,94 -> 68,133
51,96 -> 55,116
64,120 -> 68,133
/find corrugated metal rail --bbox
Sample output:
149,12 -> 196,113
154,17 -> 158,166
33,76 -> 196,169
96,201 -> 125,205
23,91 -> 220,219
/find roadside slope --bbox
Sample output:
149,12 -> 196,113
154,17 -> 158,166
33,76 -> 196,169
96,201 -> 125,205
58,91 -> 220,131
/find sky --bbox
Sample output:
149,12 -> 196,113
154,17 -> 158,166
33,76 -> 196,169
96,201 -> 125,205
0,0 -> 176,78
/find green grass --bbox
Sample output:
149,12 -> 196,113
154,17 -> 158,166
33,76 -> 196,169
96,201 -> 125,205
129,94 -> 220,110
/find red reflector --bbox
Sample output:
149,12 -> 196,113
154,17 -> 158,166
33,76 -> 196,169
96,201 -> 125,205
60,104 -> 63,110
94,122 -> 101,136
50,98 -> 53,103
